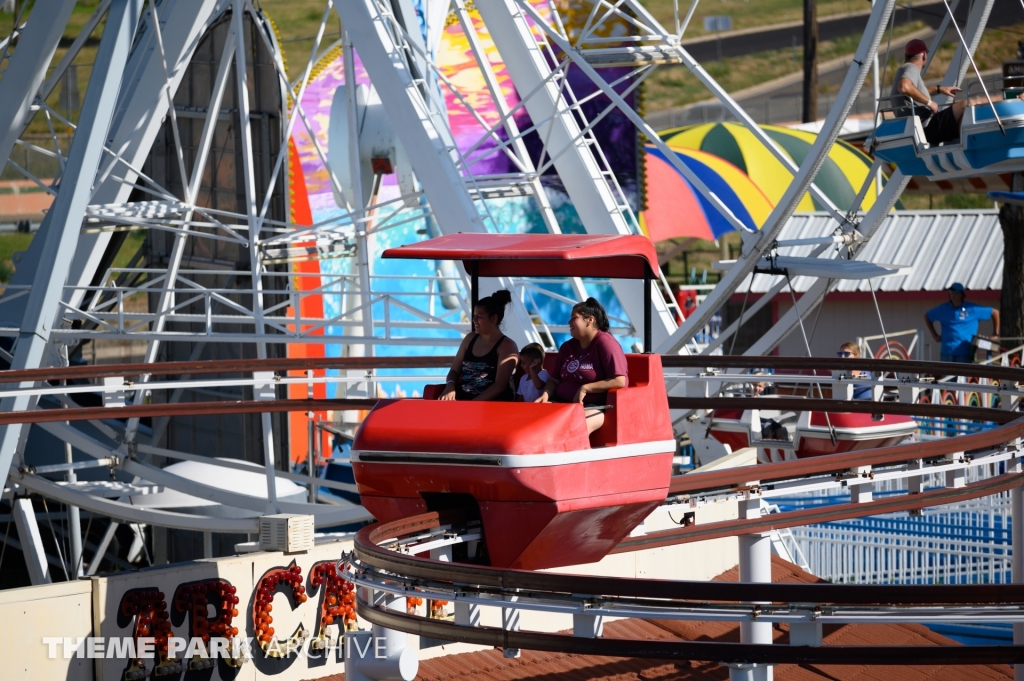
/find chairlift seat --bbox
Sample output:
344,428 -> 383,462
715,256 -> 909,280
872,99 -> 1024,180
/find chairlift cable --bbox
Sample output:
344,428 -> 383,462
868,276 -> 892,359
76,508 -> 94,577
941,0 -> 1005,135
806,277 -> 832,347
0,504 -> 12,574
873,0 -> 900,132
703,274 -> 755,440
41,497 -> 70,582
677,0 -> 700,39
59,500 -> 71,580
786,269 -> 837,445
133,522 -> 154,567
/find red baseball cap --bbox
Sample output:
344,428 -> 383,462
905,39 -> 928,57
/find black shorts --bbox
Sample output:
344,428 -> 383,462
923,106 -> 960,146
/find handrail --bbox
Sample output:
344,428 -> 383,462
356,600 -> 1024,665
354,499 -> 1024,604
0,353 -> 1020,386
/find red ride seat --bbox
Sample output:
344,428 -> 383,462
426,354 -> 669,447
352,354 -> 674,570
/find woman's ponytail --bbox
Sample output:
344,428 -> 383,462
572,297 -> 610,332
477,289 -> 512,327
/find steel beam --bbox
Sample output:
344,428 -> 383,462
12,496 -> 51,585
339,0 -> 486,236
740,172 -> 911,358
0,0 -> 144,504
338,0 -> 538,348
690,0 -> 989,361
474,0 -> 676,348
0,0 -> 78,170
735,498 -> 772,681
657,0 -> 896,355
2,0 -> 227,327
1014,456 -> 1024,681
935,0 -> 994,103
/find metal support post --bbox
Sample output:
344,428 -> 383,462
502,594 -> 521,659
732,496 -> 772,681
0,0 -> 78,166
342,31 -> 376,364
0,0 -> 143,500
470,261 -> 479,311
659,0 -> 895,354
65,438 -> 83,577
832,371 -> 853,401
573,608 -> 604,638
230,0 -> 282,522
943,452 -> 966,489
848,466 -> 873,504
643,265 -> 653,353
86,521 -> 119,576
1012,455 -> 1024,681
906,459 -> 925,495
789,617 -> 823,647
252,371 -> 281,512
473,0 -> 676,348
428,546 -> 452,620
454,600 -> 480,627
345,593 -> 418,681
945,465 -> 967,489
13,497 -> 51,585
898,374 -> 919,404
308,414 -> 318,504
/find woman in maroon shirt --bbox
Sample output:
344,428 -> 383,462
535,298 -> 628,434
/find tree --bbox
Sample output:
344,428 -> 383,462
999,173 -> 1024,342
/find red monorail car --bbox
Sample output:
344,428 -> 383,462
351,234 -> 675,570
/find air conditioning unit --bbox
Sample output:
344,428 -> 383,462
259,514 -> 314,553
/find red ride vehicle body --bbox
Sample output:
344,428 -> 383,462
708,408 -> 917,463
350,234 -> 676,570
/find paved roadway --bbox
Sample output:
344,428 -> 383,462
649,0 -> 1024,127
680,0 -> 1023,63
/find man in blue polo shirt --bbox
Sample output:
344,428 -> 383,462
923,283 -> 1000,363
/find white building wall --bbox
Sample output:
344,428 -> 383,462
774,297 -> 1000,361
0,580 -> 93,681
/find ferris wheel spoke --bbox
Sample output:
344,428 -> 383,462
0,0 -> 78,181
145,0 -> 192,207
534,63 -> 654,177
577,0 -> 662,49
251,0 -> 335,227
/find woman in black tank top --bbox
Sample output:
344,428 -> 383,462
439,290 -> 518,402
454,333 -> 516,400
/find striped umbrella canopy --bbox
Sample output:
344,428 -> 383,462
640,145 -> 775,242
659,122 -> 884,212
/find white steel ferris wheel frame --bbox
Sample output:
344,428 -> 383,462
0,0 -> 999,583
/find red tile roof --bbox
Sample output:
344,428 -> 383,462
315,556 -> 1012,680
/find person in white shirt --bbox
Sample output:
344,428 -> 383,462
516,343 -> 549,403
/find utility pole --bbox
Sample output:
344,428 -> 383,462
802,0 -> 818,123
